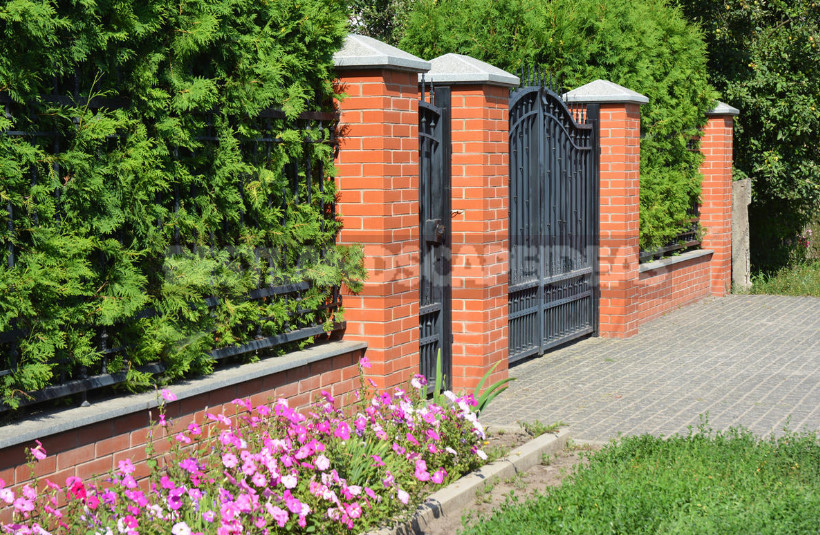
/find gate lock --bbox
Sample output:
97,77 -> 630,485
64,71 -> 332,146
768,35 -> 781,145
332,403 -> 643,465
424,218 -> 446,244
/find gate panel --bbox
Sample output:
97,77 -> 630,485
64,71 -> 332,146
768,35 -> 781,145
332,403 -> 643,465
419,87 -> 452,387
509,84 -> 599,364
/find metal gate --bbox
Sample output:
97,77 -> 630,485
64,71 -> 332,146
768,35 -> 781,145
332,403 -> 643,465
508,81 -> 599,364
418,85 -> 452,387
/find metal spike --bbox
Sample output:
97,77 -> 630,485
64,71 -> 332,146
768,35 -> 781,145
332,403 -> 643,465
421,74 -> 426,103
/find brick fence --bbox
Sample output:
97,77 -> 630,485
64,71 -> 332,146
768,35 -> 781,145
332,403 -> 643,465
0,34 -> 737,504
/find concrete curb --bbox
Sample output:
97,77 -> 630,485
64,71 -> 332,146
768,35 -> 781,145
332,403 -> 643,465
370,428 -> 571,535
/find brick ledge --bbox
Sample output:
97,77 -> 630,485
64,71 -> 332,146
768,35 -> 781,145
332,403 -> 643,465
639,249 -> 713,274
0,340 -> 367,451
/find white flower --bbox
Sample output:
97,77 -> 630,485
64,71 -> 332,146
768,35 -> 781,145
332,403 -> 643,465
445,447 -> 457,455
281,475 -> 298,489
400,400 -> 414,414
443,391 -> 458,403
472,420 -> 486,439
315,454 -> 330,471
171,522 -> 192,535
476,449 -> 488,460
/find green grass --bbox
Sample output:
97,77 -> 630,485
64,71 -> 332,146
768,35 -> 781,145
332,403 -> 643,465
460,422 -> 820,534
744,260 -> 820,296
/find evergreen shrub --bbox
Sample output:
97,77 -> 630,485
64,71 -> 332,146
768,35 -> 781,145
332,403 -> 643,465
401,0 -> 718,251
679,0 -> 820,272
0,0 -> 364,409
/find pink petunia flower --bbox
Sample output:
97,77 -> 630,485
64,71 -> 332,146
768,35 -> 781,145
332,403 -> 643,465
161,389 -> 177,402
334,422 -> 351,441
359,356 -> 372,369
270,505 -> 289,527
251,472 -> 267,487
118,459 -> 135,475
397,489 -> 409,505
30,440 -> 47,461
345,501 -> 362,519
222,452 -> 238,469
432,468 -> 447,484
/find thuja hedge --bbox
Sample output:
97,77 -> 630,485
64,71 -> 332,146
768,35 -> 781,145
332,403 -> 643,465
0,0 -> 364,409
401,0 -> 718,251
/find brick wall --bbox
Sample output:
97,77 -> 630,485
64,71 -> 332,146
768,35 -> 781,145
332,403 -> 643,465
448,84 -> 509,391
0,344 -> 365,524
334,68 -> 421,391
635,253 -> 713,326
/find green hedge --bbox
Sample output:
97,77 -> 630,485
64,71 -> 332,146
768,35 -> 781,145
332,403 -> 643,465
401,0 -> 718,251
679,0 -> 820,272
0,0 -> 363,409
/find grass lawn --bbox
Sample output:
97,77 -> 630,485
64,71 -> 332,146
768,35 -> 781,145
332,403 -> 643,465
744,260 -> 820,297
460,423 -> 820,534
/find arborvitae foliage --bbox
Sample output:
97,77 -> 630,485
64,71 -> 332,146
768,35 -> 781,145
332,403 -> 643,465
679,0 -> 820,272
401,0 -> 718,251
0,0 -> 363,409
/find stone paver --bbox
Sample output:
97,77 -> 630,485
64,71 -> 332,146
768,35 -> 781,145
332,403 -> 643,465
481,295 -> 820,441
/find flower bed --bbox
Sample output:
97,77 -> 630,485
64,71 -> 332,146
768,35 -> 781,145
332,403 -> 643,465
0,358 -> 488,534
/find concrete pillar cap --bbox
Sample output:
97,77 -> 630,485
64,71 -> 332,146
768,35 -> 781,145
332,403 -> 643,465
563,79 -> 648,105
420,53 -> 520,88
333,34 -> 430,73
707,101 -> 740,116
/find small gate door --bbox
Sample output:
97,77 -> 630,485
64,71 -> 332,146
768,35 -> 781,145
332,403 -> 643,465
418,86 -> 452,387
508,82 -> 599,364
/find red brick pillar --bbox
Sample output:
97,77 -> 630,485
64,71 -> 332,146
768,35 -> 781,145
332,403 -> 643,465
425,54 -> 518,392
333,35 -> 430,390
699,102 -> 738,297
565,80 -> 648,338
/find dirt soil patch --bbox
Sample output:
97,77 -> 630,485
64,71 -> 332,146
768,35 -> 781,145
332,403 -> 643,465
416,427 -> 602,535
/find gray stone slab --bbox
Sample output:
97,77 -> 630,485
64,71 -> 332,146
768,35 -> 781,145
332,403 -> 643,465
481,295 -> 820,441
333,34 -> 430,72
421,53 -> 519,88
563,79 -> 649,105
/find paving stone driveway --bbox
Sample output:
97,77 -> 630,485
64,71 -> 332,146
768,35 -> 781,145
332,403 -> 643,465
480,295 -> 820,441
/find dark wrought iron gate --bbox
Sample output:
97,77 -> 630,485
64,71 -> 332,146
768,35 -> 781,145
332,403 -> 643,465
419,85 -> 452,387
508,81 -> 599,364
